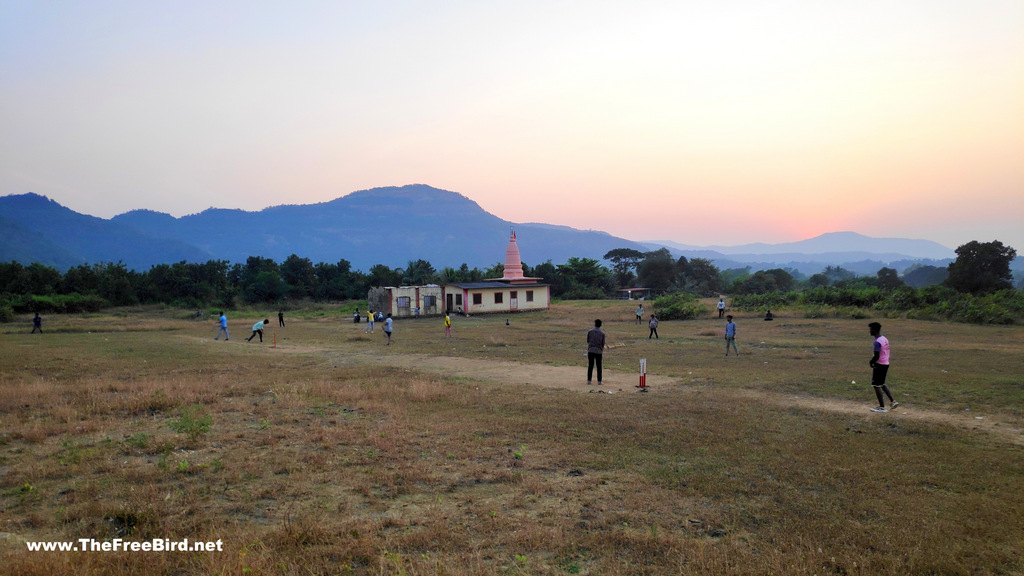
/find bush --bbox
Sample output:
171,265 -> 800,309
652,293 -> 709,320
801,286 -> 882,308
4,293 -> 107,314
0,306 -> 13,323
731,292 -> 799,310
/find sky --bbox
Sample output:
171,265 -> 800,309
2,0 -> 1022,251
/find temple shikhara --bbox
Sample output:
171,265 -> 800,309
367,230 -> 551,317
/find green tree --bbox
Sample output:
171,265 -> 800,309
733,268 -> 795,295
240,257 -> 284,303
945,240 -> 1017,295
483,262 -> 504,279
97,262 -> 139,306
25,263 -> 62,295
902,264 -> 947,288
807,273 -> 830,288
823,266 -> 856,284
680,258 -> 722,296
532,261 -> 566,296
281,254 -> 316,299
554,258 -> 612,299
876,267 -> 904,291
603,248 -> 645,288
402,259 -> 437,285
367,264 -> 401,288
636,249 -> 676,294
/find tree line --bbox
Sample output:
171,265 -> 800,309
0,240 -> 1018,322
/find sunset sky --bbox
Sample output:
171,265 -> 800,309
2,1 -> 1022,252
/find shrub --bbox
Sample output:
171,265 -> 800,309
0,306 -> 13,323
801,286 -> 882,308
731,292 -> 798,310
652,293 -> 709,320
5,293 -> 107,314
168,404 -> 213,440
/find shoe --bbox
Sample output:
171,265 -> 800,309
598,381 -> 603,385
587,381 -> 593,385
870,406 -> 888,413
890,401 -> 900,410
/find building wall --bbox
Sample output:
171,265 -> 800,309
367,285 -> 445,318
458,285 -> 550,315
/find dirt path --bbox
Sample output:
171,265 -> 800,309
333,349 -> 1024,447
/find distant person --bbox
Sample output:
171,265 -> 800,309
31,313 -> 42,334
444,313 -> 452,337
635,304 -> 644,324
586,319 -> 606,385
868,322 -> 899,413
214,312 -> 229,340
414,306 -> 420,317
383,313 -> 393,345
246,318 -> 270,343
764,309 -> 774,321
725,315 -> 739,356
365,309 -> 375,333
648,314 -> 659,339
717,298 -> 726,318
353,310 -> 361,324
278,311 -> 285,327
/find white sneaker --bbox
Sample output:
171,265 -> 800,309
890,401 -> 900,410
870,406 -> 888,413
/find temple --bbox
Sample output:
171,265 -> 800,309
368,230 -> 551,317
447,230 -> 550,314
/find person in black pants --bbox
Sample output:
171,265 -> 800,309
586,319 -> 606,385
648,314 -> 659,339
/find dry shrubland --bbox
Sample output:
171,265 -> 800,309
1,302 -> 1022,575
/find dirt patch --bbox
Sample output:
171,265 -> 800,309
335,349 -> 1024,447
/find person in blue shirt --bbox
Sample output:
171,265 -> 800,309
246,318 -> 269,342
214,312 -> 229,340
31,313 -> 43,334
725,315 -> 739,356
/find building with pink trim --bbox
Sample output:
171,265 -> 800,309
368,231 -> 551,317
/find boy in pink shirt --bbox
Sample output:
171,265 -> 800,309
868,322 -> 899,413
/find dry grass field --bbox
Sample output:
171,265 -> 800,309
1,300 -> 1022,575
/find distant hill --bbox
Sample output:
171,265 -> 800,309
0,193 -> 212,270
648,232 -> 957,276
652,232 -> 955,260
1,186 -> 650,271
0,186 -> 970,276
110,185 -> 651,271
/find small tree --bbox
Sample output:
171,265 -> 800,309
945,240 -> 1016,295
604,248 -> 645,288
876,267 -> 904,291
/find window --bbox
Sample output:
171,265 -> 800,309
397,296 -> 411,308
456,294 -> 463,306
423,295 -> 436,307
494,292 -> 503,304
526,291 -> 534,302
472,293 -> 482,305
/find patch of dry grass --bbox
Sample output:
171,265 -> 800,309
1,303 -> 1022,575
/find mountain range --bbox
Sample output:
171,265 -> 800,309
0,184 -> 960,276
